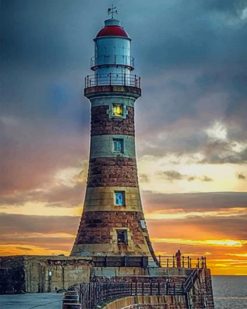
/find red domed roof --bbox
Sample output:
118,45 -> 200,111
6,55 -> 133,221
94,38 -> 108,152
96,25 -> 128,38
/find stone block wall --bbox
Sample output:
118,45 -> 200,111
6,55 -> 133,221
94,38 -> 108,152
0,256 -> 91,294
73,211 -> 152,256
88,157 -> 138,187
0,256 -> 25,294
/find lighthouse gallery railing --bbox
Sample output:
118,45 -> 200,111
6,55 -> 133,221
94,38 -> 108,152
85,73 -> 141,88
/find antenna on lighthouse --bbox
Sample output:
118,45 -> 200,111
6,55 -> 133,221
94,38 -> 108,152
108,4 -> 118,19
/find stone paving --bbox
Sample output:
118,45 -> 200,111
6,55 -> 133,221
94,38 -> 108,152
0,293 -> 63,309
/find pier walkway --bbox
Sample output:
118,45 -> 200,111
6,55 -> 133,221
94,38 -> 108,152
0,293 -> 63,309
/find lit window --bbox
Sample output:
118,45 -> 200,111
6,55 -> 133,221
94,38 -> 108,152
114,191 -> 125,206
117,230 -> 128,245
113,138 -> 124,153
112,104 -> 123,117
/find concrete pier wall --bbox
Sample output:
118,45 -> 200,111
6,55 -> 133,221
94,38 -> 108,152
0,256 -> 91,294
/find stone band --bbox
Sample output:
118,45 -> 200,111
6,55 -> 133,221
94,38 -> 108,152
90,135 -> 135,158
84,187 -> 143,212
75,211 -> 146,245
88,157 -> 138,187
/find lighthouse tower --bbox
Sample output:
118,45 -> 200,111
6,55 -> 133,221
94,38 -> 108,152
71,11 -> 156,262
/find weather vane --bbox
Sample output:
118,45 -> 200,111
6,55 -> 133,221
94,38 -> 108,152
108,4 -> 118,19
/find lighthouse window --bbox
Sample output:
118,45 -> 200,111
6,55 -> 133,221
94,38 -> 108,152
113,138 -> 124,153
140,220 -> 147,229
114,191 -> 125,206
117,230 -> 128,245
112,104 -> 124,117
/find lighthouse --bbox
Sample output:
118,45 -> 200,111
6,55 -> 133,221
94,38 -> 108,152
71,10 -> 156,263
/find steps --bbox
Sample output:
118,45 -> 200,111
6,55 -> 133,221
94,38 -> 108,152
63,290 -> 81,309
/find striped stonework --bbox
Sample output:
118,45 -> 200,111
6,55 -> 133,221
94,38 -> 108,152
71,17 -> 156,263
88,157 -> 138,187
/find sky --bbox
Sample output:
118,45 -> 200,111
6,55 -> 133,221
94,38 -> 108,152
0,0 -> 247,275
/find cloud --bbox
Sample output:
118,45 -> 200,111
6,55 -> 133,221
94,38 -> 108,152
142,191 -> 247,212
139,174 -> 149,183
0,184 -> 84,208
201,176 -> 213,182
160,170 -> 213,182
1,210 -> 246,249
162,170 -> 184,181
0,0 -> 247,274
0,0 -> 246,202
0,116 -> 88,194
200,139 -> 247,164
147,214 -> 247,241
0,213 -> 79,235
238,173 -> 246,180
15,247 -> 32,251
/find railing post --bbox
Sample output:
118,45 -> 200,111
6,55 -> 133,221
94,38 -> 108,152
88,283 -> 91,309
124,256 -> 128,267
109,73 -> 112,85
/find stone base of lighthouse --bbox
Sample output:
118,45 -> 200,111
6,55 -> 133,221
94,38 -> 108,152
71,186 -> 153,257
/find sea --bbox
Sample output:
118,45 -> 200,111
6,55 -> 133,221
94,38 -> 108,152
0,276 -> 246,308
213,276 -> 247,309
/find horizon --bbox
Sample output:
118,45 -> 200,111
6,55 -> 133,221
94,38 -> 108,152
0,0 -> 247,276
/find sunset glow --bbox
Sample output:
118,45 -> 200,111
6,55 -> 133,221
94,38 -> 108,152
1,0 -> 247,276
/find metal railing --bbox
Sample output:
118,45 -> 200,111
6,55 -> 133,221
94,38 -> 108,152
183,268 -> 203,308
157,255 -> 207,269
85,73 -> 141,88
183,268 -> 201,292
77,278 -> 185,309
87,255 -> 207,269
91,55 -> 134,68
64,255 -> 209,309
92,255 -> 148,268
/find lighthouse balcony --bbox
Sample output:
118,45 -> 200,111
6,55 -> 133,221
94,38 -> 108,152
84,73 -> 141,98
90,55 -> 135,70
